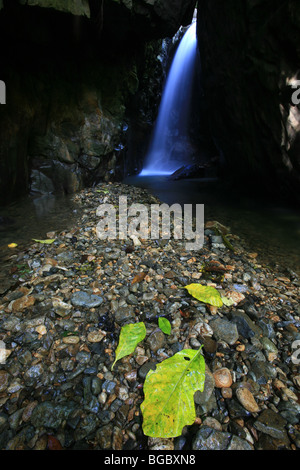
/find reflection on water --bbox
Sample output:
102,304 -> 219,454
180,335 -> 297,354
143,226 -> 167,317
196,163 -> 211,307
0,194 -> 81,258
124,175 -> 300,275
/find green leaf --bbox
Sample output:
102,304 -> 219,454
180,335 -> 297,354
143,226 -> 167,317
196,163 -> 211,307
96,189 -> 109,194
141,348 -> 205,438
158,317 -> 171,335
112,322 -> 146,370
32,238 -> 55,244
183,283 -> 223,307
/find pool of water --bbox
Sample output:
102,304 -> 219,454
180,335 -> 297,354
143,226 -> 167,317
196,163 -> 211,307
1,178 -> 299,278
0,193 -> 81,258
124,175 -> 300,275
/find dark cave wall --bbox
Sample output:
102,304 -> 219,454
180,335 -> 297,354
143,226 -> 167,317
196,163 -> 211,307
0,0 -> 196,204
2,0 -> 300,205
197,0 -> 300,201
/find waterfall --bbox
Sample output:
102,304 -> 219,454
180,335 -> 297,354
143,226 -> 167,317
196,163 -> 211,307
140,22 -> 198,176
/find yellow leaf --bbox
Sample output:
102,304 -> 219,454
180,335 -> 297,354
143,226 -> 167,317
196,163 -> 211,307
8,243 -> 18,248
141,348 -> 205,438
183,283 -> 223,307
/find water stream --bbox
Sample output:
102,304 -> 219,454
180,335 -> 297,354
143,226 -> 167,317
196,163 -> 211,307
140,22 -> 198,176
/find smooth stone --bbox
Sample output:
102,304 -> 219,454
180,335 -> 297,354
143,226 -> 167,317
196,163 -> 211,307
114,306 -> 135,325
277,400 -> 300,425
138,362 -> 157,380
52,298 -> 72,316
231,310 -> 262,339
192,425 -> 253,450
31,401 -> 76,428
87,330 -> 105,343
0,370 -> 9,392
203,417 -> 222,431
227,435 -> 254,450
194,368 -> 215,405
74,414 -> 99,441
236,386 -> 260,413
226,399 -> 252,419
24,364 -> 44,380
71,291 -> 103,308
192,426 -> 231,450
260,337 -> 279,355
96,424 -> 113,449
213,368 -> 233,388
147,329 -> 166,353
62,335 -> 80,344
102,380 -> 116,394
250,360 -> 277,384
148,437 -> 174,451
254,409 -> 288,440
209,318 -> 239,345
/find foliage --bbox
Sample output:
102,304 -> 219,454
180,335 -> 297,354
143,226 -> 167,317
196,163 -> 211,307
183,283 -> 223,307
183,283 -> 236,308
8,243 -> 18,248
158,317 -> 171,335
32,238 -> 56,244
111,322 -> 146,370
141,347 -> 205,438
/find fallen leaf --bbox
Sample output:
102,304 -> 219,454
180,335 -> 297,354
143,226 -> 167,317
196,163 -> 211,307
141,348 -> 205,438
183,283 -> 223,307
112,322 -> 146,370
32,239 -> 56,245
158,317 -> 171,335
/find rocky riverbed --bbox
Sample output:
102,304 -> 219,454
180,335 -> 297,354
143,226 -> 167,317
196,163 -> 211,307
0,182 -> 299,450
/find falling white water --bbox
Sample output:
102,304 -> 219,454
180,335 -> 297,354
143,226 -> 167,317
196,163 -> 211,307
140,22 -> 198,176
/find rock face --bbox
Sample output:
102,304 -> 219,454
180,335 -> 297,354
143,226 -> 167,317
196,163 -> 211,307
197,0 -> 300,202
0,0 -> 196,203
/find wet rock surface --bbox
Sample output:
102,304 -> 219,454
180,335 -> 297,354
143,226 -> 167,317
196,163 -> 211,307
0,182 -> 299,450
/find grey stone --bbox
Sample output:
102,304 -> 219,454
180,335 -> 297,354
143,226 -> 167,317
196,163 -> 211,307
254,409 -> 288,441
114,306 -> 135,325
192,426 -> 231,450
138,362 -> 157,380
250,360 -> 277,384
231,310 -> 262,339
74,414 -> 99,441
194,367 -> 215,405
260,337 -> 278,355
147,329 -> 166,353
227,435 -> 254,450
71,291 -> 103,308
31,401 -> 76,428
210,318 -> 239,345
